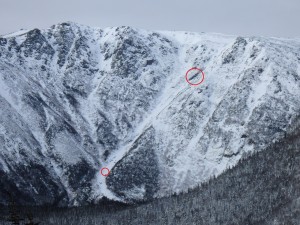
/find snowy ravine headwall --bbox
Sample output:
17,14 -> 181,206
0,22 -> 300,205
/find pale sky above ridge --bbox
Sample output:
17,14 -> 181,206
0,0 -> 299,38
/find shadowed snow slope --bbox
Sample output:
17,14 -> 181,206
0,22 -> 300,205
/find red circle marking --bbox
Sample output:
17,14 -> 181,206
100,167 -> 110,177
185,67 -> 205,86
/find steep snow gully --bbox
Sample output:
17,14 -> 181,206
0,22 -> 300,205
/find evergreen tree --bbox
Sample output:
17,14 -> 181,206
6,193 -> 23,225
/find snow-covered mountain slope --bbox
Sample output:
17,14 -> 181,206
0,22 -> 300,205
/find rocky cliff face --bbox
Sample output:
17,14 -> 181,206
0,22 -> 299,205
